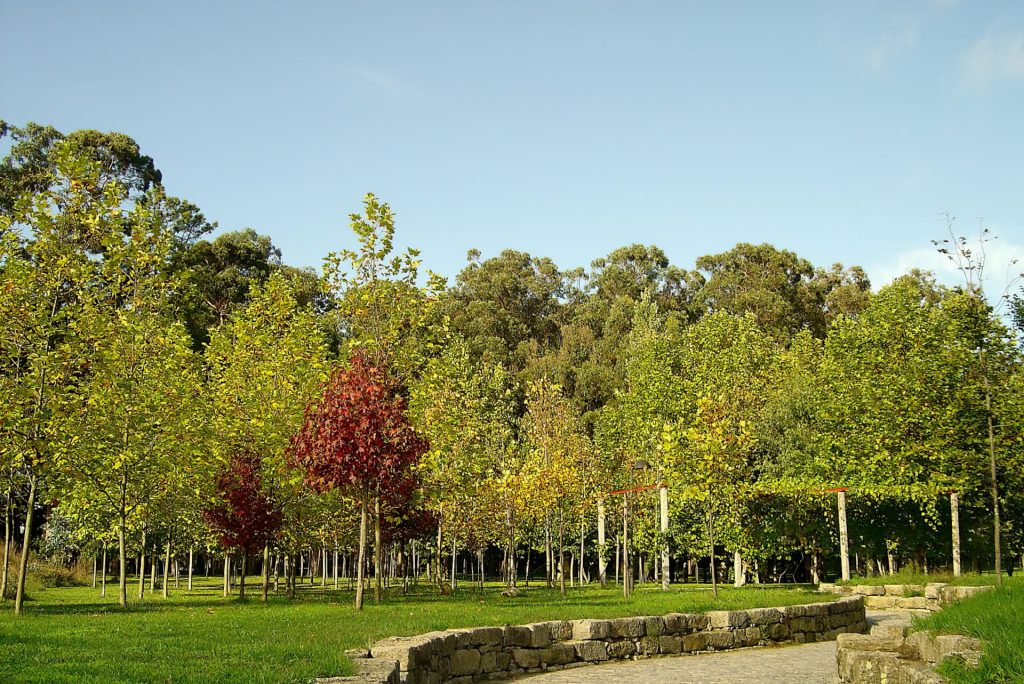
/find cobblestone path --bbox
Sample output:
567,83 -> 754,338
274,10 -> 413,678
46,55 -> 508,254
525,611 -> 908,683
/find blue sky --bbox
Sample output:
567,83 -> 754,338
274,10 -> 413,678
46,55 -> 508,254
2,1 -> 1022,297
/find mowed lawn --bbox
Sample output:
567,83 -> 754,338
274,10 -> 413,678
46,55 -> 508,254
0,577 -> 830,684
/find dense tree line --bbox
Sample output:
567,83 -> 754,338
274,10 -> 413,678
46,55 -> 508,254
2,122 -> 1022,615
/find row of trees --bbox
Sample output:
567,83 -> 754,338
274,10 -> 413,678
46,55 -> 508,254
2,122 -> 1022,616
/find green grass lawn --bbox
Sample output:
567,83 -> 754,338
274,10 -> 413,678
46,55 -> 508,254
0,576 -> 831,684
837,569 -> 1013,587
913,578 -> 1024,684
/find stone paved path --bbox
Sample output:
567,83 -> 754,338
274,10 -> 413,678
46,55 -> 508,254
525,641 -> 838,683
525,611 -> 909,683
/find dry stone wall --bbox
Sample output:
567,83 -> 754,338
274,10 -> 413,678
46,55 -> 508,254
835,620 -> 983,683
325,595 -> 866,684
818,583 -> 992,611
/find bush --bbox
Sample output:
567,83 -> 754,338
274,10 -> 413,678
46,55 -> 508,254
2,549 -> 90,599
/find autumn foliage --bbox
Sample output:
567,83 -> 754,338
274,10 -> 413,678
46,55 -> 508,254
203,452 -> 283,554
289,352 -> 426,494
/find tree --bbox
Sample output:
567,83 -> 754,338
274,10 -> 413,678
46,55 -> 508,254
322,193 -> 442,379
203,452 -> 284,600
0,121 -> 213,248
523,379 -> 593,596
205,272 -> 329,600
0,143 -> 112,614
442,249 -> 568,371
290,353 -> 426,609
409,337 -> 515,591
695,243 -> 869,341
933,221 -> 1022,584
174,229 -> 324,349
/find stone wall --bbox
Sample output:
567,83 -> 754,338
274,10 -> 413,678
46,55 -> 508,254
818,583 -> 992,611
328,595 -> 866,684
835,621 -> 982,683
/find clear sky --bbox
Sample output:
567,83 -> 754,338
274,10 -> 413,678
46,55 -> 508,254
2,1 -> 1022,296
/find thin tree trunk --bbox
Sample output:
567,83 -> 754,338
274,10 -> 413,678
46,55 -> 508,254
92,554 -> 97,588
708,506 -> 718,599
558,512 -> 566,596
118,524 -> 129,607
579,517 -> 586,585
262,544 -> 270,602
623,496 -> 631,598
356,489 -> 368,610
13,476 -> 36,615
223,552 -> 230,597
138,531 -> 146,600
239,553 -> 247,600
1,489 -> 11,601
597,498 -> 607,588
188,546 -> 194,591
162,537 -> 171,598
150,548 -> 157,592
985,383 -> 1003,585
374,496 -> 383,604
451,538 -> 458,592
334,545 -> 339,589
101,546 -> 107,598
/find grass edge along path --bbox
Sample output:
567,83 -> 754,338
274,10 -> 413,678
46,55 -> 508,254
0,579 -> 832,684
912,579 -> 1024,684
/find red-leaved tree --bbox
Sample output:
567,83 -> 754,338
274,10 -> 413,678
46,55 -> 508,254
289,352 -> 426,609
202,452 -> 283,600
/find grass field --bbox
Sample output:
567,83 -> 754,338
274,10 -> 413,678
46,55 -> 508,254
913,579 -> 1024,684
836,569 -> 1013,587
0,576 -> 830,684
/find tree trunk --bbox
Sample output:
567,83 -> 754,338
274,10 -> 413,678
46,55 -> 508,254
239,553 -> 247,600
708,506 -> 718,599
622,496 -> 631,598
13,476 -> 36,615
374,496 -> 383,604
579,517 -> 586,586
101,546 -> 107,598
150,548 -> 157,592
451,538 -> 458,592
188,546 -> 194,591
597,498 -> 607,588
734,549 -> 745,587
92,554 -> 98,589
356,489 -> 368,610
660,485 -> 670,591
262,544 -> 270,602
162,537 -> 171,598
334,545 -> 340,590
985,385 -> 1002,585
558,512 -> 566,597
1,489 -> 11,602
223,552 -> 230,597
138,531 -> 146,600
118,525 -> 128,607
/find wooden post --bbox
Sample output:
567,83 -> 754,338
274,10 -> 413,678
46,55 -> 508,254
659,484 -> 670,591
597,497 -> 607,587
837,489 -> 850,581
950,491 -> 961,577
